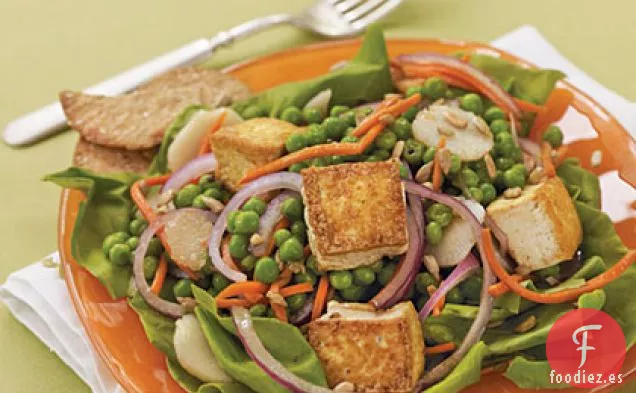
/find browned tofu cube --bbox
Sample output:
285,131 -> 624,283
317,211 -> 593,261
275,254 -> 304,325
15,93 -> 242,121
301,161 -> 409,271
306,301 -> 425,392
210,118 -> 302,191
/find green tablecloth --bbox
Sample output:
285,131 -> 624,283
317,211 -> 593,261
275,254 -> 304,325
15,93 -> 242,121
1,0 -> 634,391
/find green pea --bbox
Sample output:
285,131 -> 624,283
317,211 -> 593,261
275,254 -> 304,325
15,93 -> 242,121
280,107 -> 303,125
289,162 -> 308,173
353,267 -> 376,286
340,284 -> 365,301
311,157 -> 328,167
403,139 -> 424,166
279,237 -> 304,262
287,293 -> 307,311
198,175 -> 218,189
281,198 -> 304,221
192,195 -> 207,209
460,168 -> 480,187
330,155 -> 345,165
102,232 -> 130,255
448,154 -> 462,174
403,107 -> 419,122
426,203 -> 451,223
254,257 -> 280,284
372,148 -> 391,160
242,197 -> 267,215
274,229 -> 292,247
250,304 -> 268,317
391,117 -> 412,140
173,279 -> 193,298
174,184 -> 202,208
266,307 -> 276,318
423,77 -> 448,100
374,130 -> 397,151
496,157 -> 514,170
490,119 -> 510,135
341,111 -> 356,127
536,264 -> 560,279
357,106 -> 374,118
365,154 -> 383,162
484,107 -> 506,123
208,273 -> 229,292
108,243 -> 131,266
370,259 -> 384,273
415,295 -> 429,310
242,105 -> 267,119
239,255 -> 257,271
126,236 -> 139,250
229,234 -> 249,259
329,271 -> 353,290
460,93 -> 484,115
495,138 -> 517,158
305,124 -> 327,146
577,289 -> 606,310
203,187 -> 223,201
511,163 -> 527,177
129,218 -> 147,236
503,168 -> 526,189
147,237 -> 163,257
323,117 -> 347,140
469,187 -> 483,203
290,221 -> 307,243
303,107 -> 323,124
446,287 -> 465,304
377,263 -> 396,286
285,133 -> 307,153
425,324 -> 455,344
399,164 -> 410,180
341,135 -> 359,144
415,272 -> 437,294
426,222 -> 443,245
143,256 -> 159,280
480,183 -> 497,205
330,105 -> 350,117
543,125 -> 564,148
405,86 -> 421,97
459,273 -> 483,302
422,146 -> 436,163
306,255 -> 321,275
233,211 -> 260,234
294,272 -> 317,286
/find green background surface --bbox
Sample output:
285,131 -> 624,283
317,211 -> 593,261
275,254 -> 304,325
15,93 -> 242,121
0,0 -> 634,391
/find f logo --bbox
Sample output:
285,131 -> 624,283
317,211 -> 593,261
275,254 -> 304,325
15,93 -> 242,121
572,324 -> 602,368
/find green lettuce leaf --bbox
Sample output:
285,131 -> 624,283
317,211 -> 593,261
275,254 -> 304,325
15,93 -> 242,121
128,293 -> 177,360
167,359 -> 252,393
424,342 -> 490,393
557,160 -> 601,208
44,168 -> 138,298
575,201 -> 628,266
192,287 -> 328,393
504,357 -> 569,389
242,25 -> 394,117
148,105 -> 207,175
469,54 -> 565,104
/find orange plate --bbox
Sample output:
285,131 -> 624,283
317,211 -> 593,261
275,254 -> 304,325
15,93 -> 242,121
58,38 -> 636,393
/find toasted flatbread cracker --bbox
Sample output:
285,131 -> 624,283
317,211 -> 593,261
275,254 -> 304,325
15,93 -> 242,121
72,138 -> 155,174
60,67 -> 250,150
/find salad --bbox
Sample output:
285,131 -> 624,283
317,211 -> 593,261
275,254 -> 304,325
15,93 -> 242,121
46,26 -> 635,393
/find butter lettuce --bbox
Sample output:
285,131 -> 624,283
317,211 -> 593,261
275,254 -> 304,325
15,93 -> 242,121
241,25 -> 394,117
504,357 -> 569,389
557,159 -> 602,208
128,293 -> 178,360
44,168 -> 138,298
167,359 -> 252,393
425,342 -> 490,393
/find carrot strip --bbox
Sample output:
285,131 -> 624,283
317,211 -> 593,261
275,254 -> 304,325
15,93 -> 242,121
242,292 -> 265,304
482,229 -> 636,304
269,268 -> 293,323
352,93 -> 421,137
221,236 -> 242,272
150,255 -> 168,295
541,142 -> 556,178
216,281 -> 269,299
311,275 -> 330,321
427,284 -> 446,316
216,298 -> 253,308
279,283 -> 314,298
425,342 -> 457,355
554,145 -> 569,167
265,217 -> 289,256
431,137 -> 447,191
488,274 -> 524,297
528,88 -> 574,142
513,98 -> 546,114
358,123 -> 388,151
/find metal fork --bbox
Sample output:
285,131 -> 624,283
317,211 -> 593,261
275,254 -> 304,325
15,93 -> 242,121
3,0 -> 402,146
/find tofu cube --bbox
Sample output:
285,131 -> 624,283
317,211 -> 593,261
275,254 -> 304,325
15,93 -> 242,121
306,301 -> 424,392
210,118 -> 302,191
486,177 -> 582,274
301,161 -> 409,271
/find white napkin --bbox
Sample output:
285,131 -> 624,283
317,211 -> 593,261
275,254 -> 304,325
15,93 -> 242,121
1,25 -> 634,393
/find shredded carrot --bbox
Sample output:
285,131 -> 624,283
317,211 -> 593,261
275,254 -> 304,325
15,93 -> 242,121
488,274 -> 525,297
265,217 -> 289,256
425,342 -> 457,355
241,292 -> 265,304
482,229 -> 636,304
312,275 -> 330,320
427,284 -> 446,316
279,283 -> 314,298
268,268 -> 293,322
216,298 -> 253,309
553,145 -> 569,167
352,93 -> 422,137
528,88 -> 574,142
541,142 -> 556,177
431,137 -> 447,191
513,98 -> 546,114
217,281 -> 269,299
272,268 -> 293,289
150,255 -> 168,295
221,236 -> 242,272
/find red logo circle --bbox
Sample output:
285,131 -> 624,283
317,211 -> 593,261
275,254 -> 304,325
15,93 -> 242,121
546,309 -> 626,388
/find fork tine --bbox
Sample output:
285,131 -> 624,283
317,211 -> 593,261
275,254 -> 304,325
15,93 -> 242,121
351,0 -> 401,28
343,0 -> 385,22
333,0 -> 365,14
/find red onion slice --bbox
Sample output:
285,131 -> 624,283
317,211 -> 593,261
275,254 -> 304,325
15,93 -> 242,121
396,53 -> 521,119
231,306 -> 333,393
162,153 -> 217,193
484,215 -> 510,256
418,253 -> 480,319
209,173 -> 303,282
518,137 -> 541,159
133,208 -> 215,318
249,191 -> 299,257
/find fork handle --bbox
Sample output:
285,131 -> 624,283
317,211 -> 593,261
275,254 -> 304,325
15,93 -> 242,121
209,14 -> 294,50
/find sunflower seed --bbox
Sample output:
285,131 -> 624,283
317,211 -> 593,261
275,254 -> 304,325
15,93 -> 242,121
422,255 -> 440,282
514,315 -> 537,333
391,140 -> 405,160
415,161 -> 434,184
250,233 -> 264,246
443,111 -> 468,128
473,116 -> 491,135
177,297 -> 197,312
201,196 -> 225,214
528,167 -> 545,185
504,187 -> 522,198
438,148 -> 453,175
437,124 -> 456,137
484,153 -> 497,179
334,381 -> 355,393
266,291 -> 287,307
